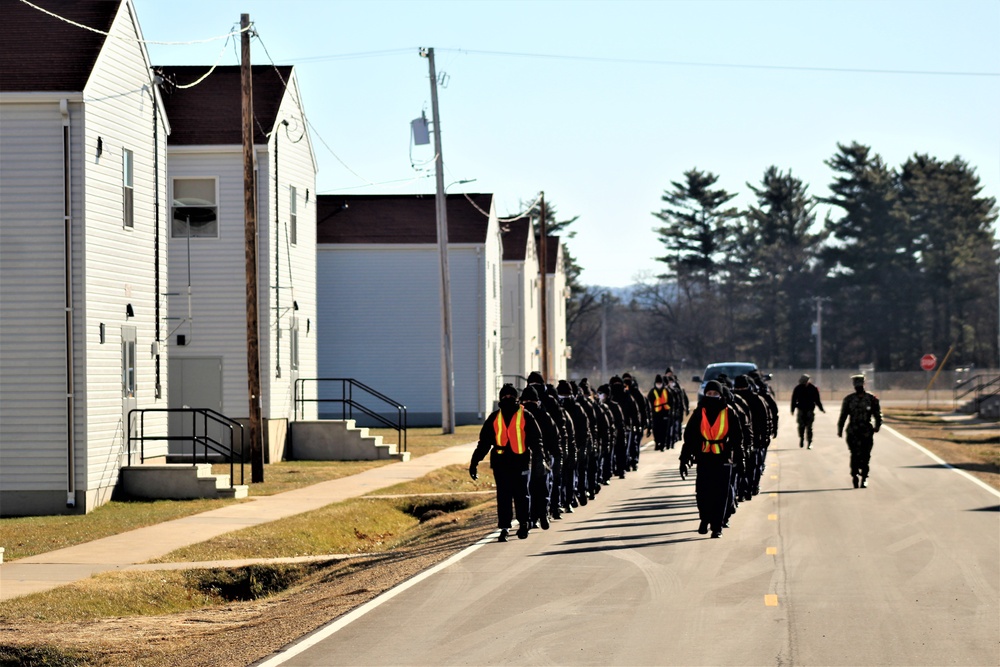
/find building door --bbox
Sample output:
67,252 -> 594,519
121,326 -> 137,460
168,357 -> 223,457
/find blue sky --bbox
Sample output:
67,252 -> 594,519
132,0 -> 1000,288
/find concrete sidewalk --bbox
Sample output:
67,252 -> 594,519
0,442 -> 477,601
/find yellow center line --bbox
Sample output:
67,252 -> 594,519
770,493 -> 778,498
768,513 -> 778,521
770,475 -> 778,480
765,594 -> 779,606
766,547 -> 778,555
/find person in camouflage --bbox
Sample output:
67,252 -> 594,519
837,374 -> 882,488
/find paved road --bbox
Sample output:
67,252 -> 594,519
259,411 -> 1000,667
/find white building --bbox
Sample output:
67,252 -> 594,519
543,235 -> 570,381
157,64 -> 317,462
315,193 -> 503,426
0,0 -> 170,515
500,218 -> 540,383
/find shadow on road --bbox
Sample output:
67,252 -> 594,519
901,462 -> 1000,475
534,532 -> 702,556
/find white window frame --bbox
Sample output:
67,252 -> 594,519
171,177 -> 219,239
289,185 -> 298,246
123,149 -> 134,228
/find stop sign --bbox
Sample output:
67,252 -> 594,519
920,354 -> 937,371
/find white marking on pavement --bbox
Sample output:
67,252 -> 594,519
253,530 -> 499,667
882,425 -> 1000,499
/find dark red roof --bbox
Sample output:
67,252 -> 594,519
317,193 -> 494,245
501,218 -> 531,261
156,65 -> 293,146
542,235 -> 561,274
0,0 -> 120,92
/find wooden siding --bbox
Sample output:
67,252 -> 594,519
79,1 -> 169,501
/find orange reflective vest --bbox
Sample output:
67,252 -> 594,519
652,388 -> 669,413
700,408 -> 729,454
494,406 -> 527,454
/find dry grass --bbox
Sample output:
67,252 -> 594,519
363,463 -> 494,496
0,498 -> 234,562
368,423 -> 480,458
883,408 -> 1000,490
0,425 -> 477,563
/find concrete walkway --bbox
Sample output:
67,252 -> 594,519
0,442 -> 477,601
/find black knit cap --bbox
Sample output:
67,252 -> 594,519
498,383 -> 518,400
556,380 -> 573,396
527,371 -> 545,385
704,380 -> 724,395
609,375 -> 623,385
733,375 -> 750,389
654,374 -> 663,384
519,385 -> 539,402
579,378 -> 591,392
598,383 -> 611,395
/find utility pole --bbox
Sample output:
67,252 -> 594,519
538,192 -> 549,381
241,14 -> 264,482
600,292 -> 607,381
421,47 -> 454,434
814,296 -> 823,393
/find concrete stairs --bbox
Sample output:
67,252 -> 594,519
289,420 -> 410,462
120,464 -> 249,500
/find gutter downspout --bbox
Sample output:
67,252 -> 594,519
153,85 -> 162,399
274,127 -> 280,378
61,99 -> 76,508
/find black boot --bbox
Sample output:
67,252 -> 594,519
698,520 -> 709,535
498,529 -> 508,542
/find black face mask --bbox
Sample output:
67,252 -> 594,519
500,396 -> 518,408
701,394 -> 723,408
854,385 -> 865,394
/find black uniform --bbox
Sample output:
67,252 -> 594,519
680,381 -> 746,538
790,376 -> 825,448
470,389 -> 543,539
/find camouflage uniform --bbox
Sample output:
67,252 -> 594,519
837,375 -> 882,488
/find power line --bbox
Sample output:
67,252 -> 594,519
437,47 -> 1000,78
18,0 -> 250,45
254,31 -> 376,186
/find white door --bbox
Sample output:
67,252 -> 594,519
122,326 -> 137,459
168,357 -> 223,457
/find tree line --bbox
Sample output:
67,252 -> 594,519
561,141 -> 999,374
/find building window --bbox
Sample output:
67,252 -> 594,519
289,185 -> 298,245
290,318 -> 300,371
123,149 -> 134,228
172,178 -> 218,238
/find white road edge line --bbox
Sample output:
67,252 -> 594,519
882,424 -> 1000,499
253,529 -> 500,667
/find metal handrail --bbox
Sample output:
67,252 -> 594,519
294,378 -> 407,453
126,408 -> 245,486
953,374 -> 1000,407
